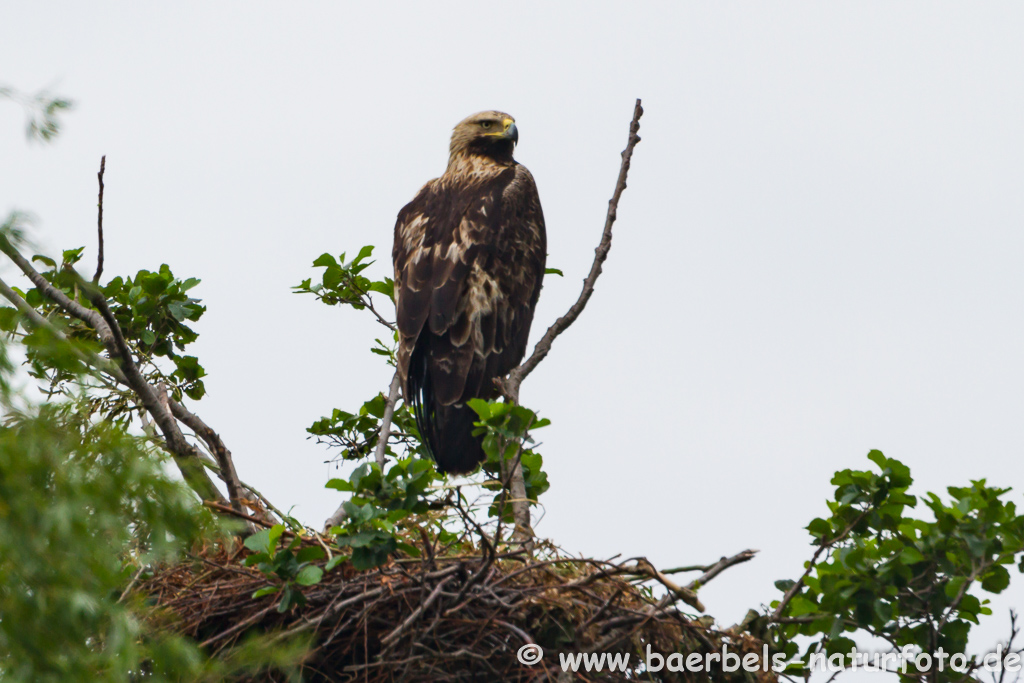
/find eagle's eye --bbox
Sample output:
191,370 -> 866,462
480,121 -> 492,129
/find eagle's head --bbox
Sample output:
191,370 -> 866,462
449,110 -> 518,162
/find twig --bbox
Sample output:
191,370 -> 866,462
374,371 -> 401,469
684,548 -> 758,591
630,559 -> 704,612
117,564 -> 146,603
203,501 -> 278,530
935,562 -> 984,634
497,98 -> 643,398
380,577 -> 452,646
93,155 -> 105,283
494,99 -> 643,544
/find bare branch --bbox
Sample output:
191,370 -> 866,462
498,98 -> 643,397
490,99 -> 643,547
168,398 -> 247,514
93,155 -> 105,283
374,371 -> 401,469
684,548 -> 759,591
630,558 -> 704,612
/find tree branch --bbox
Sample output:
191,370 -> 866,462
684,548 -> 759,591
491,98 -> 643,547
374,371 -> 401,469
0,234 -> 227,506
322,371 -> 402,531
168,398 -> 247,514
498,98 -> 643,398
93,155 -> 105,284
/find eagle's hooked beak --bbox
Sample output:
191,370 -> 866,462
503,119 -> 519,146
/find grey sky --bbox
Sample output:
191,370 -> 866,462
3,1 -> 1023,664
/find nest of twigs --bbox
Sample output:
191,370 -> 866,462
136,538 -> 774,683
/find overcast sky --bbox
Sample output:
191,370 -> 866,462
3,1 -> 1024,668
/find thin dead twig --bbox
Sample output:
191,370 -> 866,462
494,99 -> 644,549
93,155 -> 105,283
498,98 -> 644,398
684,548 -> 758,591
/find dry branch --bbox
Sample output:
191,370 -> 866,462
496,98 -> 644,545
498,98 -> 644,398
93,155 -> 105,283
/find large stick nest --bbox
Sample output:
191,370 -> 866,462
137,541 -> 775,682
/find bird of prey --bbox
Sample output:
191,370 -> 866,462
392,111 -> 546,474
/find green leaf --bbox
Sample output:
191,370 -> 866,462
243,552 -> 271,567
267,524 -> 285,553
296,546 -> 326,563
981,565 -> 1010,593
312,253 -> 338,268
252,585 -> 280,599
244,528 -> 272,554
32,254 -> 57,269
325,554 -> 349,571
0,307 -> 19,333
544,267 -> 564,277
945,576 -> 967,600
900,547 -> 924,565
395,541 -> 421,557
354,245 -> 374,262
807,518 -> 832,538
295,565 -> 323,586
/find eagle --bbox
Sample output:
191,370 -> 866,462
392,111 -> 546,474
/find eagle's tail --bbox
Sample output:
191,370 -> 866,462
407,336 -> 486,474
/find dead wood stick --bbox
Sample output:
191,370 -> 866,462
684,548 -> 758,591
495,99 -> 644,545
93,155 -> 105,283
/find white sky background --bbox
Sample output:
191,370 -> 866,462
3,1 -> 1024,669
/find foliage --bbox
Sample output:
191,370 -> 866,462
0,84 -> 74,142
470,399 -> 551,521
1,234 -> 209,412
0,391 -> 203,681
242,524 -> 326,612
768,450 -> 1024,680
